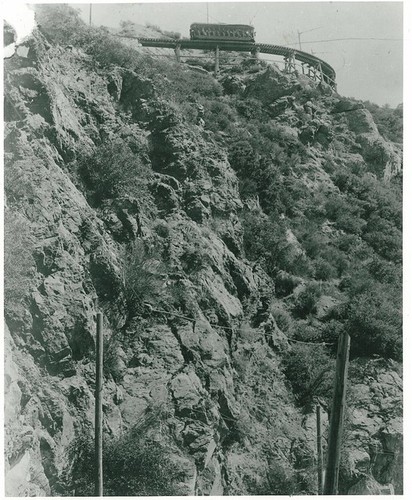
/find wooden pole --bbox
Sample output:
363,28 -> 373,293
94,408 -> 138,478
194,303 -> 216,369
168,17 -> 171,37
316,403 -> 323,495
297,31 -> 302,50
214,46 -> 219,78
318,62 -> 325,83
95,312 -> 103,496
252,47 -> 260,60
291,51 -> 296,71
323,331 -> 350,495
174,44 -> 181,63
89,4 -> 92,26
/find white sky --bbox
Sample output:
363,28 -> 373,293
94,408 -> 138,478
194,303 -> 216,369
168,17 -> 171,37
67,1 -> 404,106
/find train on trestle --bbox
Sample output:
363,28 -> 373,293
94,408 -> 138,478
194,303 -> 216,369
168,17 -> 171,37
190,23 -> 256,43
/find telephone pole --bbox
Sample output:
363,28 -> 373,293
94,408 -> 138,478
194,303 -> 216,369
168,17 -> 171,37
94,312 -> 103,496
89,4 -> 92,26
323,331 -> 351,495
316,403 -> 324,494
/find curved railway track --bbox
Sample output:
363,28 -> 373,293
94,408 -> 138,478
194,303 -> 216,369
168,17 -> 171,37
119,35 -> 337,89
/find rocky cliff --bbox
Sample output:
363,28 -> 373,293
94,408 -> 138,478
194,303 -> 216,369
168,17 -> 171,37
4,10 -> 402,496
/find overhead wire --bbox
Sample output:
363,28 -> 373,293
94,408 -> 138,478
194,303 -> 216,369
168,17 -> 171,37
289,37 -> 402,46
147,306 -> 333,347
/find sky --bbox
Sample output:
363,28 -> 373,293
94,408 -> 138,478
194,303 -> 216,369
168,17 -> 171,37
65,1 -> 405,107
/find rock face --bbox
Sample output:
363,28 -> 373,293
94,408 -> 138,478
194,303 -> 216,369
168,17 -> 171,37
341,359 -> 403,494
4,28 -> 402,496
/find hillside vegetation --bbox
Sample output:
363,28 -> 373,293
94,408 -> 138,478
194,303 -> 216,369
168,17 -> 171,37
4,4 -> 402,496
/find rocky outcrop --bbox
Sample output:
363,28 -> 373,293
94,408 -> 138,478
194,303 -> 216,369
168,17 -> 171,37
341,358 -> 402,494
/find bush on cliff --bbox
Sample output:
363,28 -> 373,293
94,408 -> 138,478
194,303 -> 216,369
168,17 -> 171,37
282,343 -> 334,407
292,283 -> 323,318
122,240 -> 166,317
61,431 -> 183,496
77,138 -> 153,206
363,101 -> 403,143
339,282 -> 401,360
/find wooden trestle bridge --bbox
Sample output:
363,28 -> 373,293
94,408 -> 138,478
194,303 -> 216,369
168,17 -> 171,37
117,36 -> 337,90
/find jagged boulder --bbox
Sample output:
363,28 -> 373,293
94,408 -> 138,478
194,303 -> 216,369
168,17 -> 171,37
244,65 -> 305,105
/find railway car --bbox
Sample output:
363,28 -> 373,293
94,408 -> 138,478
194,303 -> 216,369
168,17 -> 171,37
190,23 -> 255,43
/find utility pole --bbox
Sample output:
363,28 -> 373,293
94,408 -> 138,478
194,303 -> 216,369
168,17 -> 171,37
323,331 -> 351,495
94,312 -> 103,497
174,44 -> 181,63
297,30 -> 302,51
316,403 -> 324,495
89,4 -> 92,26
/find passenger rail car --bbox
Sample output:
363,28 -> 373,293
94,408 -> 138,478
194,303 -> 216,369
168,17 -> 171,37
190,23 -> 255,43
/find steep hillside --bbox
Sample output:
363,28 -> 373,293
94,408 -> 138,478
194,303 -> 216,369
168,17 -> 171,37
4,5 -> 402,496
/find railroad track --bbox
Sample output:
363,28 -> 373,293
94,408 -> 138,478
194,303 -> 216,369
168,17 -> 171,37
118,35 -> 337,89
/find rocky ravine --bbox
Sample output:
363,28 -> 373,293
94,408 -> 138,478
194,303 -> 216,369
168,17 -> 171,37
4,30 -> 402,495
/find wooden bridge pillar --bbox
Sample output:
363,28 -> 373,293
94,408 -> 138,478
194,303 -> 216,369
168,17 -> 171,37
291,51 -> 296,71
251,46 -> 260,59
174,44 -> 181,63
214,46 -> 220,77
284,55 -> 290,73
318,62 -> 325,83
284,52 -> 297,73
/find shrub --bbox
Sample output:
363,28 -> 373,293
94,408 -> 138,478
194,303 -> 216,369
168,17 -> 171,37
314,257 -> 337,281
242,211 -> 289,277
293,283 -> 323,318
344,284 -> 402,360
282,343 -> 334,407
77,138 -> 152,206
228,139 -> 258,177
35,4 -> 87,45
318,246 -> 349,278
269,302 -> 293,334
261,460 -> 299,495
164,69 -> 223,102
363,101 -> 403,143
292,320 -> 324,343
181,241 -> 211,273
61,427 -> 183,496
368,256 -> 401,285
203,99 -> 238,133
235,98 -> 264,120
324,195 -> 366,235
363,215 -> 401,262
274,271 -> 301,298
259,121 -> 299,147
122,240 -> 165,317
319,319 -> 345,346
